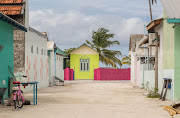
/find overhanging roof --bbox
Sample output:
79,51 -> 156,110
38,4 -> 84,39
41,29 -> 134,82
0,12 -> 27,32
146,18 -> 163,31
56,47 -> 67,56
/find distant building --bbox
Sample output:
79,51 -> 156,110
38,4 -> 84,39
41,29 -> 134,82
47,41 -> 67,84
70,43 -> 99,80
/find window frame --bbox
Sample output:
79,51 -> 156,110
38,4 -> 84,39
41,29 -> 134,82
37,47 -> 38,54
80,59 -> 90,71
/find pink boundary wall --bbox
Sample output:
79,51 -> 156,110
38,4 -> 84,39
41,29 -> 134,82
94,68 -> 131,80
64,68 -> 74,81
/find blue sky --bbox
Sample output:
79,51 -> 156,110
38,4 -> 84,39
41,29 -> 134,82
29,0 -> 163,68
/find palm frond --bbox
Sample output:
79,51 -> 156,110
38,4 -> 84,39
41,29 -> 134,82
86,40 -> 95,49
121,56 -> 131,62
100,54 -> 117,68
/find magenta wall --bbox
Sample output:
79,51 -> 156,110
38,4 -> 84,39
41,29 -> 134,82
64,68 -> 74,81
95,68 -> 131,80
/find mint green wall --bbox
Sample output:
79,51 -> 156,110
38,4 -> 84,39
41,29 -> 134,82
0,20 -> 14,98
163,11 -> 174,69
70,54 -> 99,79
174,26 -> 180,100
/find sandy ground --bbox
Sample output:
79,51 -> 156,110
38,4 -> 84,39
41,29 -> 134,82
0,80 -> 178,118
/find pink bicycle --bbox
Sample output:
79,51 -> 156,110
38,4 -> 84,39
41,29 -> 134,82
12,76 -> 27,109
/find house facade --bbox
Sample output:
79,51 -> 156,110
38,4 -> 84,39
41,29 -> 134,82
70,44 -> 99,80
0,12 -> 27,98
130,0 -> 180,101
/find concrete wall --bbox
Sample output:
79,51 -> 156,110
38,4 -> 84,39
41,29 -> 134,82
130,52 -> 136,84
56,54 -> 65,79
0,20 -> 14,98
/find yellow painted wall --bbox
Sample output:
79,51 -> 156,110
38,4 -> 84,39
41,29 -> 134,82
70,54 -> 99,79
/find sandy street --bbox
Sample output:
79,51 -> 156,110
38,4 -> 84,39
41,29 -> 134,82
0,81 -> 177,118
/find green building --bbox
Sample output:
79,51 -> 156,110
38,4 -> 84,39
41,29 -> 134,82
70,44 -> 99,80
160,0 -> 180,101
0,12 -> 27,98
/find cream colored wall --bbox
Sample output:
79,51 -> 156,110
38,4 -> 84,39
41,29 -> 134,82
71,45 -> 99,55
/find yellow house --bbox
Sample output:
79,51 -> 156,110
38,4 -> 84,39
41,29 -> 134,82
70,43 -> 99,80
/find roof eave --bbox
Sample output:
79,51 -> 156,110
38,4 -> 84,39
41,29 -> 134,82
0,12 -> 27,32
146,18 -> 163,31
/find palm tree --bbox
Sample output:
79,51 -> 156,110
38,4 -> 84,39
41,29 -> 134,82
148,0 -> 157,21
120,56 -> 131,68
86,27 -> 122,68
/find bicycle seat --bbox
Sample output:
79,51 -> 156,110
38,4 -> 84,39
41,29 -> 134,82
13,81 -> 20,84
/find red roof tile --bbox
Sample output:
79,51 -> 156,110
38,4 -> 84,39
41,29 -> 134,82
0,0 -> 23,4
0,5 -> 22,15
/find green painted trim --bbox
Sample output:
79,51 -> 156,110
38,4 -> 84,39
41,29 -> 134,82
167,19 -> 180,24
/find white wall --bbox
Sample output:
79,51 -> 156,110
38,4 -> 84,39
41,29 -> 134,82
22,29 -> 49,92
56,54 -> 65,80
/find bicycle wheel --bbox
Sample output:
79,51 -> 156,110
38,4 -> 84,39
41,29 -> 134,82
14,97 -> 23,109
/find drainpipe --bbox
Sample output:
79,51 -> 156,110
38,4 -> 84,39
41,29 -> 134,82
144,25 -> 147,65
55,49 -> 57,77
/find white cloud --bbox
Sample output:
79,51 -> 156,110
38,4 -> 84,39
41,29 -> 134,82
30,9 -> 146,51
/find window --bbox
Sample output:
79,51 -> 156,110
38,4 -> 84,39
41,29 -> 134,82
31,46 -> 33,53
80,59 -> 89,71
42,49 -> 43,55
44,50 -> 46,55
37,47 -> 38,54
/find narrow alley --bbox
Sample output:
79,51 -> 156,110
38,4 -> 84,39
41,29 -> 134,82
0,81 -> 175,118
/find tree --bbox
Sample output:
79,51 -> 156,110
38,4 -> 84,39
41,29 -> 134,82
64,47 -> 76,54
86,27 -> 122,68
64,47 -> 76,68
148,0 -> 157,21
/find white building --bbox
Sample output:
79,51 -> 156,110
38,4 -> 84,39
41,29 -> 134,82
47,41 -> 67,85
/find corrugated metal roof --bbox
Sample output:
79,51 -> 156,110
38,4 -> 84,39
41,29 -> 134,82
160,0 -> 180,19
56,47 -> 67,56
